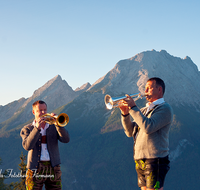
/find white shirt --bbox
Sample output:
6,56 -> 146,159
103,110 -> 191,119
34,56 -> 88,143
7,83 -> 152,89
32,121 -> 50,161
145,98 -> 165,115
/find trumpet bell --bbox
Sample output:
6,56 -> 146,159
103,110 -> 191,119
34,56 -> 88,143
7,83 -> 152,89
104,94 -> 118,110
104,93 -> 144,110
41,113 -> 69,127
56,113 -> 69,127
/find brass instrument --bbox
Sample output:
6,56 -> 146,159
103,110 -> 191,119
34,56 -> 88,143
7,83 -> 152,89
41,113 -> 69,127
104,93 -> 146,110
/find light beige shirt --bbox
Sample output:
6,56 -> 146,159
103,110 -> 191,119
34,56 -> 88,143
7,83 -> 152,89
145,98 -> 165,114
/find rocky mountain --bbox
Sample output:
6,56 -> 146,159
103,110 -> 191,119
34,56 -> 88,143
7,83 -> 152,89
0,98 -> 26,123
1,50 -> 200,190
57,50 -> 200,189
0,75 -> 89,136
75,82 -> 91,95
89,49 -> 200,107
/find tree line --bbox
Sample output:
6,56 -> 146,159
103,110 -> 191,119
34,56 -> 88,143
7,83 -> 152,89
0,152 -> 26,190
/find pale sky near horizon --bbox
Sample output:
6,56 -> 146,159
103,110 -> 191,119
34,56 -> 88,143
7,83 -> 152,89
1,0 -> 200,106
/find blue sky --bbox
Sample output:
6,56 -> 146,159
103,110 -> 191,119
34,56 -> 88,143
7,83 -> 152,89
1,0 -> 200,106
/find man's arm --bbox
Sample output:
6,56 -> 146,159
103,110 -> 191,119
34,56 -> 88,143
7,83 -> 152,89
129,103 -> 173,134
20,125 -> 41,151
119,93 -> 139,137
55,125 -> 70,143
121,114 -> 137,137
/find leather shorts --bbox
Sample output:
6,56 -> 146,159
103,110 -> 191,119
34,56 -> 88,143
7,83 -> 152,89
135,156 -> 170,189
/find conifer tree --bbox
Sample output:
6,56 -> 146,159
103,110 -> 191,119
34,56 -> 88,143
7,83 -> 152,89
11,152 -> 26,190
0,152 -> 27,190
0,157 -> 13,190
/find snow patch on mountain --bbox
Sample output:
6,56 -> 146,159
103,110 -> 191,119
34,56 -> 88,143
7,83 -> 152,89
169,139 -> 194,162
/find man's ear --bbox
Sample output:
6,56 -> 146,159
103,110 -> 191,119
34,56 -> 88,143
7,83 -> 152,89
32,109 -> 35,115
158,86 -> 163,95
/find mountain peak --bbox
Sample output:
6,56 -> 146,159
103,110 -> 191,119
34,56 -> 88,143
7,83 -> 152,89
88,49 -> 200,107
20,75 -> 75,110
184,56 -> 191,61
53,74 -> 62,80
75,82 -> 91,92
43,74 -> 62,87
159,49 -> 168,54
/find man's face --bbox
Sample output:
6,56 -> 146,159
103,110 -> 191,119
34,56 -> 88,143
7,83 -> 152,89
145,80 -> 162,103
32,103 -> 47,121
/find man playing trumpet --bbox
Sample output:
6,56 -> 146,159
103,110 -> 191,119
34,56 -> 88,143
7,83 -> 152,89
119,77 -> 173,190
20,100 -> 70,190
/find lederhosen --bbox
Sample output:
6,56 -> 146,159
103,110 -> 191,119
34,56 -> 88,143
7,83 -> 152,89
133,105 -> 170,189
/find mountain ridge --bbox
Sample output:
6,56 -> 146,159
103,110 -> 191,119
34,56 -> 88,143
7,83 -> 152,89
88,49 -> 200,108
1,49 -> 200,189
0,75 -> 90,133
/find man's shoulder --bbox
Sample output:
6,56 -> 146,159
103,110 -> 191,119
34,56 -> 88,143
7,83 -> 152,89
157,102 -> 173,114
161,102 -> 172,109
21,123 -> 34,132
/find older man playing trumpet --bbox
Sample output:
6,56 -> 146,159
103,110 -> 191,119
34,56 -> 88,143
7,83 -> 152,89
119,77 -> 173,190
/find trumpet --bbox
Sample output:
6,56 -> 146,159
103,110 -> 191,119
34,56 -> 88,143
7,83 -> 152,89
41,113 -> 69,127
104,93 -> 146,110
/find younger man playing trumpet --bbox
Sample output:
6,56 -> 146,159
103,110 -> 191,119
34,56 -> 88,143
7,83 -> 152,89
20,100 -> 70,190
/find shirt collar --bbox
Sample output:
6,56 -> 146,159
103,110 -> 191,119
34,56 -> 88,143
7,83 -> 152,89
146,98 -> 165,110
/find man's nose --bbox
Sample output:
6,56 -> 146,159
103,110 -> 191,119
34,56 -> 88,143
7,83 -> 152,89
41,110 -> 46,114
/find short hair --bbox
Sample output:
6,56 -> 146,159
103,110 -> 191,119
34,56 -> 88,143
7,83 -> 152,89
147,77 -> 165,94
32,100 -> 47,109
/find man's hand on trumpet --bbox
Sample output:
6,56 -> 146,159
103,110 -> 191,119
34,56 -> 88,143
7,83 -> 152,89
36,113 -> 57,129
119,94 -> 137,115
35,117 -> 46,130
49,113 -> 58,126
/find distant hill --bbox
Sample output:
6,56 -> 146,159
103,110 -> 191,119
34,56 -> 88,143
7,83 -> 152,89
1,50 -> 200,190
